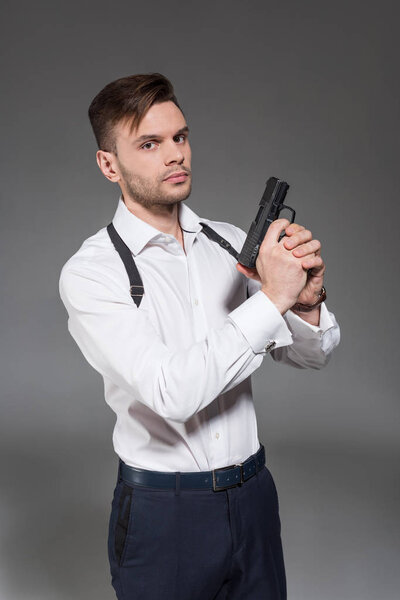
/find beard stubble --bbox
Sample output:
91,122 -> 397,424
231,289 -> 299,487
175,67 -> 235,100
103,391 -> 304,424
118,160 -> 192,210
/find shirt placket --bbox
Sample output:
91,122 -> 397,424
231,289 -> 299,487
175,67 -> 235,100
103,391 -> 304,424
184,233 -> 227,469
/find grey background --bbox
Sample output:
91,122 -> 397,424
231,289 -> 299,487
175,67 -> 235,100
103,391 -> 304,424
1,1 -> 399,598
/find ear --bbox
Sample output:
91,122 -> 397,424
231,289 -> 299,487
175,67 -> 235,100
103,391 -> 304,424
96,150 -> 121,183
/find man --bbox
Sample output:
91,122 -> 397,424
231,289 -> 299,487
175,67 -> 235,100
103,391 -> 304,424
59,73 -> 340,599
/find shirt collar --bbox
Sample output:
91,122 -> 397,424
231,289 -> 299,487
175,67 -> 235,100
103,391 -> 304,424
111,195 -> 203,256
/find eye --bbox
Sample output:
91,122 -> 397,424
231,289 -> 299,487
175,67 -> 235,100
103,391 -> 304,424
141,141 -> 158,150
174,134 -> 186,143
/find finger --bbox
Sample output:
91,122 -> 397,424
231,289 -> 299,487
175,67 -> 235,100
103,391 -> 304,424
285,223 -> 305,236
283,229 -> 313,250
301,255 -> 325,272
263,218 -> 291,246
292,239 -> 321,258
307,266 -> 325,279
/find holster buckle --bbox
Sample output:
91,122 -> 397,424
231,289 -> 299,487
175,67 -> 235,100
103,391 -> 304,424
130,284 -> 144,298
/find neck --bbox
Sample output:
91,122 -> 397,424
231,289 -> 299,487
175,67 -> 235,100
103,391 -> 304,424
122,194 -> 183,239
122,195 -> 185,252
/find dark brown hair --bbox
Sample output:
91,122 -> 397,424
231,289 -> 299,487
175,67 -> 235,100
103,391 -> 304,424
88,73 -> 183,153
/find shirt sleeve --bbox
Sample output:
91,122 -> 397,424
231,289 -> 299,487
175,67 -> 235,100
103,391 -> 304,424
59,261 -> 293,424
277,302 -> 341,368
246,276 -> 341,369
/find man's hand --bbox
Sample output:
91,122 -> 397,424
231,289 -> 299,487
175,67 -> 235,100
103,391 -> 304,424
283,223 -> 325,303
236,219 -> 325,319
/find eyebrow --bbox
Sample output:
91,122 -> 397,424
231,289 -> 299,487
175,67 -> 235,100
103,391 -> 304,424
133,126 -> 189,145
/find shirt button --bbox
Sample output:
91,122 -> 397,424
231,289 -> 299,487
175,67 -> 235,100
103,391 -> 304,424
264,341 -> 276,352
215,433 -> 220,439
194,299 -> 199,305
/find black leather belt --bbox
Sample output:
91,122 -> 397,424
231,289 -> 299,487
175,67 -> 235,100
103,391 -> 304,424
119,444 -> 265,492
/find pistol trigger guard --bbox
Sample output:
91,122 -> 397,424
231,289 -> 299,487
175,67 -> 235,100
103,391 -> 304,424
279,205 -> 296,224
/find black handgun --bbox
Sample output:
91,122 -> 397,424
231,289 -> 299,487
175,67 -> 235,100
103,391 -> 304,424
237,176 -> 296,269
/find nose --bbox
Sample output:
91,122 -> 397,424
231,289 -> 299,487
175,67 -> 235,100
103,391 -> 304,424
163,139 -> 184,165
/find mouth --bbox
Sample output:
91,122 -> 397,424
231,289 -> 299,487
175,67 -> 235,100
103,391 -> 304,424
163,171 -> 189,183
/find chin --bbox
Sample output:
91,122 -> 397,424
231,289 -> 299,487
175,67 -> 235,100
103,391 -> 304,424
168,184 -> 192,203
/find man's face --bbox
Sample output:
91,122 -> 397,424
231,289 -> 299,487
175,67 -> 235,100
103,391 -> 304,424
112,101 -> 192,209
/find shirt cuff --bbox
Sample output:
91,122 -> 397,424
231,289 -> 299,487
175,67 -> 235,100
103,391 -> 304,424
284,302 -> 335,340
228,290 -> 293,354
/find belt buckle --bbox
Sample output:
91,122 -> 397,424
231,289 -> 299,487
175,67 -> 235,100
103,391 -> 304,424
212,462 -> 243,492
235,462 -> 244,484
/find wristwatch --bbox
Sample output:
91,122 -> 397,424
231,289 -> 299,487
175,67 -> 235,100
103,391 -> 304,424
291,286 -> 327,313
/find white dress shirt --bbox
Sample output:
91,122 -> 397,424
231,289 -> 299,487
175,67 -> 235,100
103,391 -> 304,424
59,197 -> 340,472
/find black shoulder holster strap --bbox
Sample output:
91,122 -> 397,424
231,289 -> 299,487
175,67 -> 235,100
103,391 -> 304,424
106,221 -> 240,308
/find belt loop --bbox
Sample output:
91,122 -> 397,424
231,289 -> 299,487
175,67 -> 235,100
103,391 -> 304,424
175,472 -> 181,496
256,445 -> 261,473
255,444 -> 263,476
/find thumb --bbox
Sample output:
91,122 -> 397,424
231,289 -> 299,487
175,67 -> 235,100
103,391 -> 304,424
262,218 -> 290,248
